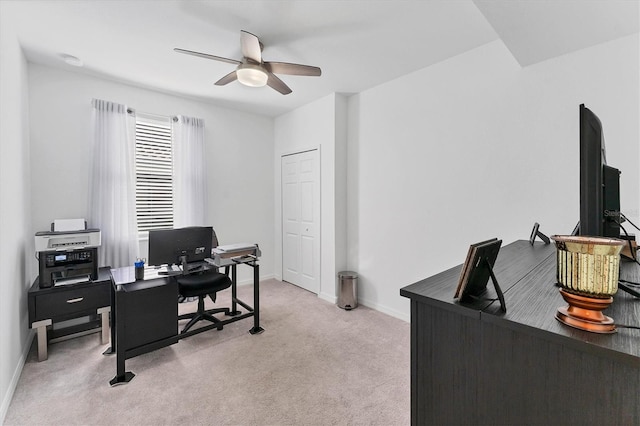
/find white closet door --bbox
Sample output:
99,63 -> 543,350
282,149 -> 320,294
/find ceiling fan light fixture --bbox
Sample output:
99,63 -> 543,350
237,64 -> 268,87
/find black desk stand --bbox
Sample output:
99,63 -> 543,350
106,259 -> 263,386
105,275 -> 179,386
234,261 -> 265,335
178,260 -> 264,339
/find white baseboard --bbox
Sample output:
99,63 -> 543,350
1,331 -> 34,424
318,291 -> 408,322
236,273 -> 275,287
274,278 -> 408,323
357,297 -> 410,323
318,292 -> 337,304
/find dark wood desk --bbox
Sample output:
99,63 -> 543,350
400,240 -> 640,425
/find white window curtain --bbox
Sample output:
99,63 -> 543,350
172,115 -> 207,228
89,99 -> 139,268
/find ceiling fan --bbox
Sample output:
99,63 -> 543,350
174,30 -> 321,95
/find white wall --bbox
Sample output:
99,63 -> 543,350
274,93 -> 348,302
28,64 -> 275,285
0,2 -> 33,422
334,96 -> 348,278
347,34 -> 639,321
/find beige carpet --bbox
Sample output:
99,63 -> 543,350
5,279 -> 410,425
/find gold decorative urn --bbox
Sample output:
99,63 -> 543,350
551,235 -> 625,333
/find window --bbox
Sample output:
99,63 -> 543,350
134,116 -> 174,233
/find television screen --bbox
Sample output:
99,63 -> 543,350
579,104 -> 620,238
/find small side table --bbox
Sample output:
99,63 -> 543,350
28,267 -> 111,361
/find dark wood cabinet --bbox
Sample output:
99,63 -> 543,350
400,240 -> 640,425
28,267 -> 112,361
32,282 -> 109,320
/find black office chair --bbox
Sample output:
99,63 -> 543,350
176,229 -> 232,335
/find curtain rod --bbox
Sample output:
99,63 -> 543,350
127,108 -> 177,122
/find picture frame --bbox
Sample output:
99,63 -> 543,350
455,238 -> 506,312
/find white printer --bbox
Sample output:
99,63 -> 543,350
35,219 -> 101,288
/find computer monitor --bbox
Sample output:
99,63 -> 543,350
148,226 -> 213,267
579,104 -> 621,237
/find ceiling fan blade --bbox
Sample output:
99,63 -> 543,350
264,62 -> 321,76
240,30 -> 262,63
266,72 -> 292,95
215,70 -> 238,86
174,48 -> 241,65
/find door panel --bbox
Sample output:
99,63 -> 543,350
282,150 -> 320,294
284,233 -> 299,275
301,235 -> 314,278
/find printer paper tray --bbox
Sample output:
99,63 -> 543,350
54,275 -> 91,287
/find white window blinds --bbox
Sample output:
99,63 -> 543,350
134,117 -> 174,232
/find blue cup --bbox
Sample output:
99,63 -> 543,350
134,259 -> 145,280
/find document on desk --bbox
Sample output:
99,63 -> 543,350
213,243 -> 258,258
210,243 -> 260,267
215,243 -> 257,253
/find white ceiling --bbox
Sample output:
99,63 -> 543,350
473,0 -> 639,67
5,0 -> 639,117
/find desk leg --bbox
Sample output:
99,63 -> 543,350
97,306 -> 110,345
32,319 -> 52,361
110,372 -> 135,386
249,263 -> 264,335
103,281 -> 116,355
109,335 -> 135,385
229,264 -> 241,316
109,285 -> 135,385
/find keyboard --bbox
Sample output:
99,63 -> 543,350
158,264 -> 182,276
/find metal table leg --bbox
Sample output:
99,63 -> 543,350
32,319 -> 52,361
249,263 -> 264,335
109,286 -> 134,386
229,264 -> 241,316
97,306 -> 110,345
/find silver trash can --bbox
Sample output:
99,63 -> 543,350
337,271 -> 358,310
